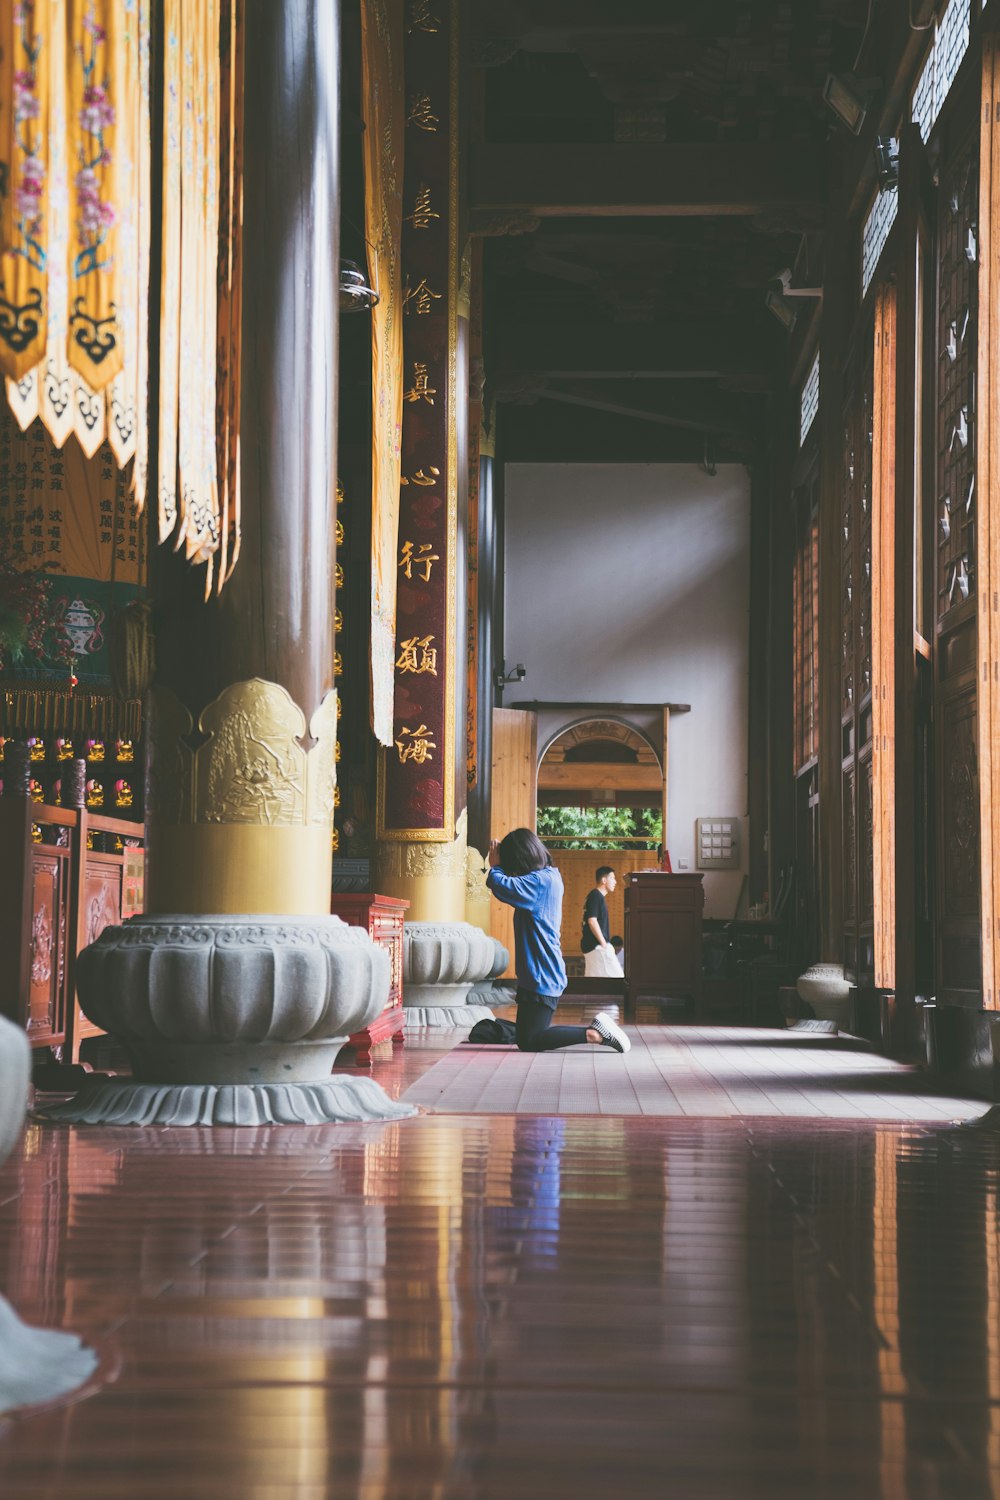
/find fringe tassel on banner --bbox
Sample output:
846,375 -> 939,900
1,686 -> 142,740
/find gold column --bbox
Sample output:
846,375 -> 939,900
145,680 -> 338,916
375,811 -> 468,924
149,0 -> 341,921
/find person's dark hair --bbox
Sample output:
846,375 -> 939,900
611,935 -> 624,950
596,865 -> 615,883
498,827 -> 552,875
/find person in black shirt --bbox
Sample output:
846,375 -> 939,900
581,865 -> 619,977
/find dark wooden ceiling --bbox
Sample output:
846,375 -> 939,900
473,0 -> 868,461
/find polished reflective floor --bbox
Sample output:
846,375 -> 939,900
401,1025 -> 987,1120
2,1036 -> 1000,1497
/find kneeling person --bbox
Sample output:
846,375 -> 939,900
487,830 -> 629,1054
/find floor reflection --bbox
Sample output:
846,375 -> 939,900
1,1112 -> 1000,1495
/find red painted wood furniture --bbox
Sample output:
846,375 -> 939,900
623,870 -> 705,1021
331,893 -> 409,1066
0,797 -> 145,1063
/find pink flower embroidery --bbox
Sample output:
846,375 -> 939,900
17,153 -> 44,225
80,85 -> 116,136
75,166 -> 114,238
13,72 -> 40,123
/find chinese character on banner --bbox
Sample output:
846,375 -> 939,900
403,278 -> 443,317
407,93 -> 439,132
405,183 -> 441,229
398,540 -> 440,582
395,724 -> 436,764
400,465 -> 440,487
404,361 -> 437,405
406,0 -> 441,34
395,635 -> 438,676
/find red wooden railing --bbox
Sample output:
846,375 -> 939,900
0,797 -> 144,1063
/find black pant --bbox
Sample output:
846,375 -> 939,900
515,992 -> 590,1052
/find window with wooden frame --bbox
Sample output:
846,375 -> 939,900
862,185 -> 899,298
799,349 -> 820,446
792,471 -> 820,775
912,0 -> 975,142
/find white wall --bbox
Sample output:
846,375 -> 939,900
504,462 -> 751,919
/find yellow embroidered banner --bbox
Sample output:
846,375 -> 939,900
214,0 -> 243,588
108,0 -> 151,496
158,0 -> 229,586
157,0 -> 181,543
177,0 -> 220,568
361,0 -> 405,747
0,0 -> 50,380
67,0 -> 124,390
0,0 -> 239,592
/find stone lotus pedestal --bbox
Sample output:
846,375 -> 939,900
403,922 -> 508,1029
464,938 -> 513,1010
0,1015 -> 98,1413
36,915 -> 418,1127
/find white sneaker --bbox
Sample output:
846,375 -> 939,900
592,1011 -> 631,1054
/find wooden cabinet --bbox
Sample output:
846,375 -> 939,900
331,893 -> 409,1066
623,871 -> 704,1021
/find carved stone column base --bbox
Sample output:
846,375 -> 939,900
403,921 -> 506,1030
405,1005 -> 498,1031
42,914 -> 410,1126
34,1076 -> 416,1128
0,1297 -> 99,1416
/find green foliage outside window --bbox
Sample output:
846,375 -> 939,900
536,805 -> 662,850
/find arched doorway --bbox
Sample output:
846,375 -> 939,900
537,718 -> 663,972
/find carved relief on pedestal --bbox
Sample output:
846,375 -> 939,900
146,681 -> 338,828
377,806 -> 468,880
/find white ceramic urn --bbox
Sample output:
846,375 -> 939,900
796,963 -> 851,1027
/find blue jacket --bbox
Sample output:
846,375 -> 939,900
486,864 -> 568,1002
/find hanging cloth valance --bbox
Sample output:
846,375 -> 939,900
0,0 -> 243,594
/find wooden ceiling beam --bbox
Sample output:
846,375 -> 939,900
492,321 -> 766,381
525,384 -> 757,449
537,762 -> 664,792
471,142 -> 824,218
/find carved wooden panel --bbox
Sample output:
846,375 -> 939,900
840,327 -> 876,983
936,683 -> 981,1001
842,764 -> 856,928
936,132 -> 978,624
28,850 -> 68,1045
976,39 -> 1000,1006
859,753 -> 874,928
78,857 -> 123,1040
792,464 -> 819,774
841,409 -> 857,719
83,861 -> 121,946
941,691 -> 980,918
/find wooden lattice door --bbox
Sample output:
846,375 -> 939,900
933,123 -> 981,1005
841,333 -> 876,987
